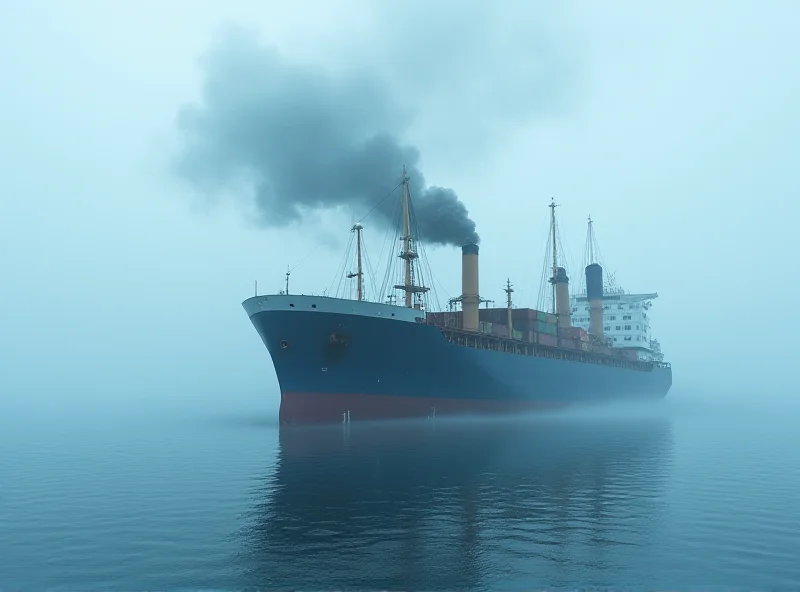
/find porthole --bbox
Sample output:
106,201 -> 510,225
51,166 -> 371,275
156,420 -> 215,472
289,303 -> 295,308
311,304 -> 317,308
279,340 -> 289,349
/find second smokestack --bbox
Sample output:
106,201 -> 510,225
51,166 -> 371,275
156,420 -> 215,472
461,243 -> 480,331
551,266 -> 572,329
585,263 -> 604,340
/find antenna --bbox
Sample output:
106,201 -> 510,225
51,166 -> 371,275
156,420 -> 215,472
549,198 -> 559,314
285,266 -> 290,295
402,167 -> 411,306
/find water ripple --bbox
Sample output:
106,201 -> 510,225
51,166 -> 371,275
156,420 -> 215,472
2,402 -> 800,589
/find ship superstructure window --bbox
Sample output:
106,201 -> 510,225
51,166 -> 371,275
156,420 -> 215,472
608,315 -> 617,321
604,326 -> 610,331
616,325 -> 621,330
624,325 -> 631,330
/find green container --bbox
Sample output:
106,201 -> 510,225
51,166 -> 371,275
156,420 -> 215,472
537,320 -> 557,335
537,312 -> 558,324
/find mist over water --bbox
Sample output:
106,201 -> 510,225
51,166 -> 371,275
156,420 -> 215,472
2,393 -> 799,590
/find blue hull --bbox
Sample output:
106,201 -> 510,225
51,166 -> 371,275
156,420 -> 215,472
245,296 -> 672,424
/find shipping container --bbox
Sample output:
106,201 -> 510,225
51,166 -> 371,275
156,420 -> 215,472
561,327 -> 586,341
514,308 -> 538,320
478,308 -> 507,325
438,312 -> 462,328
559,338 -> 578,350
566,327 -> 589,342
537,320 -> 558,335
515,321 -> 537,334
479,307 -> 540,326
538,333 -> 558,347
536,311 -> 558,324
491,324 -> 509,338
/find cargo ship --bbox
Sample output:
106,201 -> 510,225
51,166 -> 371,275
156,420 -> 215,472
243,169 -> 672,424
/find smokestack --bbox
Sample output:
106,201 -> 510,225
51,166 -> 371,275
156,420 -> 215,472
585,263 -> 604,339
461,243 -> 480,332
551,266 -> 571,329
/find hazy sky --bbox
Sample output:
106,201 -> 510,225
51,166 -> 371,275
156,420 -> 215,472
2,0 -> 798,412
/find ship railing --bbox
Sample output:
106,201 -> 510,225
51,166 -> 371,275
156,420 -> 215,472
427,321 -> 656,373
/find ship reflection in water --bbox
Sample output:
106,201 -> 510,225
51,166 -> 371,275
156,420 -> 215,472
238,412 -> 674,590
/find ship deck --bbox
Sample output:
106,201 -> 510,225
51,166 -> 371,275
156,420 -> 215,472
431,323 -> 670,374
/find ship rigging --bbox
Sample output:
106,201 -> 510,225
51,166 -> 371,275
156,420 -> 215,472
241,166 -> 672,425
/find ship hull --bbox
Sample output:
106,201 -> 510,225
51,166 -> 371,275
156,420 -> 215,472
244,296 -> 672,425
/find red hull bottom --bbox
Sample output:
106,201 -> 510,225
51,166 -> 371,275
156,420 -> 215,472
279,391 -> 571,425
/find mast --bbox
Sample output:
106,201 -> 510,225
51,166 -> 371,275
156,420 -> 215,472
392,166 -> 429,308
402,167 -> 412,308
504,279 -> 514,336
356,224 -> 363,301
346,223 -> 364,301
549,198 -> 558,314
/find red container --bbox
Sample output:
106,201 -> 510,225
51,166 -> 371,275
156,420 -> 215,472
512,308 -> 537,323
427,311 -> 461,327
479,308 -> 507,325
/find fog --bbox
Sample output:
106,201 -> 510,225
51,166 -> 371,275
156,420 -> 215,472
1,0 -> 798,416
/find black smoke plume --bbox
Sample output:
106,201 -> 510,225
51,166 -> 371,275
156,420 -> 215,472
173,28 -> 479,247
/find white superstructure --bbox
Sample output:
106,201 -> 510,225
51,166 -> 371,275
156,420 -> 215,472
569,288 -> 663,361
